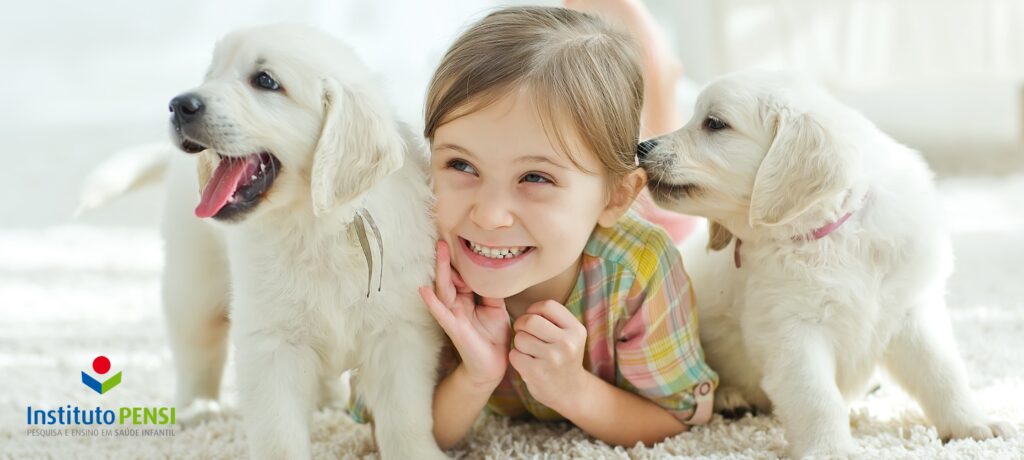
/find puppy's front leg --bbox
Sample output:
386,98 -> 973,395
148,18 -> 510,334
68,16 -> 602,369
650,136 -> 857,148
759,327 -> 857,458
883,295 -> 1015,441
235,333 -> 320,460
161,198 -> 230,426
359,321 -> 446,460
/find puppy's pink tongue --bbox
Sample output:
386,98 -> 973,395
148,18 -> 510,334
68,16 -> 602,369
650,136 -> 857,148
195,157 -> 257,218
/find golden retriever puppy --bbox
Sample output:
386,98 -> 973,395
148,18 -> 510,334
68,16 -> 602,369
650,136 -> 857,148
162,24 -> 445,459
638,71 -> 1014,458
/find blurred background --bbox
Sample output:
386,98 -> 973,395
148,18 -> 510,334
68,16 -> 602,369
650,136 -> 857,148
1,0 -> 1021,228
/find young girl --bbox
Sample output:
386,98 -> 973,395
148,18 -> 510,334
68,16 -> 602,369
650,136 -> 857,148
418,5 -> 717,449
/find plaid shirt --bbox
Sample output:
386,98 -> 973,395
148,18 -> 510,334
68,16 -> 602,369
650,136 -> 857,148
484,211 -> 717,424
347,211 -> 717,425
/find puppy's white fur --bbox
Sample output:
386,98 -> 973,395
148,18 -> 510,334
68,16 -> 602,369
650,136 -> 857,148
643,72 -> 1014,458
158,25 -> 445,459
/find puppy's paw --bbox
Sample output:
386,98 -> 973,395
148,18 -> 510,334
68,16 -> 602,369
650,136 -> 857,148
991,422 -> 1018,438
715,386 -> 755,419
941,420 -> 1017,442
176,399 -> 224,428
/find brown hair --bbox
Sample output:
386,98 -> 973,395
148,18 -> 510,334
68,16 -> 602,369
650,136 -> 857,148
424,6 -> 644,189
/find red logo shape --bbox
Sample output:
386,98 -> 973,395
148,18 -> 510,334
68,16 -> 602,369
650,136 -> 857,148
92,356 -> 111,375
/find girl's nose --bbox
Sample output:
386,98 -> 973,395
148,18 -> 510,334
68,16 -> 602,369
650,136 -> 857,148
469,187 -> 514,230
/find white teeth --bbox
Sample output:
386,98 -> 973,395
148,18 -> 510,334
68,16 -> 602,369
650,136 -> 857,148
250,175 -> 257,181
469,240 -> 528,259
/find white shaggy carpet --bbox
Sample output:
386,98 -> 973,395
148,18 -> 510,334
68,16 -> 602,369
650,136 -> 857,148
2,174 -> 1023,459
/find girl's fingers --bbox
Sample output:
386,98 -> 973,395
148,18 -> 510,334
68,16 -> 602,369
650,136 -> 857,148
511,330 -> 545,358
525,300 -> 578,330
451,268 -> 472,295
419,286 -> 456,332
434,240 -> 456,304
512,313 -> 561,343
508,348 -> 535,373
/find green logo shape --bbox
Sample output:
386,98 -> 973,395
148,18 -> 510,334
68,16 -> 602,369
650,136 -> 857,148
82,371 -> 122,394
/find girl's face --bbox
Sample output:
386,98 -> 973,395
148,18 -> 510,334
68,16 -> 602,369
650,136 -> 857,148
431,90 -> 615,300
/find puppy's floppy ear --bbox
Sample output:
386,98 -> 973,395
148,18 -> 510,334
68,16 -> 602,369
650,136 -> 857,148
748,107 -> 857,227
311,78 -> 405,216
707,220 -> 733,252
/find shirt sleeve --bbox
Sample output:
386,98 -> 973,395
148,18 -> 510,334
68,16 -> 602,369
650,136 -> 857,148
615,231 -> 718,425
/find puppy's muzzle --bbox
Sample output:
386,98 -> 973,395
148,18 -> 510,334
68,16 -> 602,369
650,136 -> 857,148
169,93 -> 208,153
636,138 -> 659,163
636,137 -> 697,200
169,93 -> 205,126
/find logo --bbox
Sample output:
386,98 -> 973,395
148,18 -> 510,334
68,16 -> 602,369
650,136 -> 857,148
81,356 -> 122,395
24,355 -> 177,437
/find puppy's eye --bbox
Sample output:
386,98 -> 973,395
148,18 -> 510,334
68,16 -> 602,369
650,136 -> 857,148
252,71 -> 282,91
703,116 -> 728,131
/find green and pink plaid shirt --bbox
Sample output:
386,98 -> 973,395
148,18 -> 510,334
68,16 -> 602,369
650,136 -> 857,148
483,211 -> 717,424
347,211 -> 717,425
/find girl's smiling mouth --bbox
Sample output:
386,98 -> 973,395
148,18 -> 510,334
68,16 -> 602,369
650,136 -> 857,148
458,236 -> 535,268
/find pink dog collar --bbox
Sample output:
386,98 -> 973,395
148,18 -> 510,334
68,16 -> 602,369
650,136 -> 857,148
804,210 -> 855,241
733,196 -> 865,269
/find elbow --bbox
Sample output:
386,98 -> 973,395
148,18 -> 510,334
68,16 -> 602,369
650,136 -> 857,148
631,422 -> 690,448
433,430 -> 461,452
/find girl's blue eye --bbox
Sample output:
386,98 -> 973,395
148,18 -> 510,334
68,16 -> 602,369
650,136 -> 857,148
522,173 -> 552,184
448,159 -> 477,175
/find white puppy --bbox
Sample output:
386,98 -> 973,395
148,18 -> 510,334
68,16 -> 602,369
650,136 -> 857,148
639,71 -> 1013,458
156,25 -> 445,459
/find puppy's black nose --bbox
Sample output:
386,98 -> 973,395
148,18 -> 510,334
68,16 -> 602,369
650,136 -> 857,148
636,139 -> 659,162
169,94 -> 204,123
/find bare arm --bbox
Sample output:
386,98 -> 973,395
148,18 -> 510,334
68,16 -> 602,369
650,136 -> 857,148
554,371 -> 688,446
420,240 -> 511,450
431,364 -> 498,450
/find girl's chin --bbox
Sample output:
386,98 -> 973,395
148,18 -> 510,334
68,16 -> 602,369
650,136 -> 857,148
461,272 -> 527,299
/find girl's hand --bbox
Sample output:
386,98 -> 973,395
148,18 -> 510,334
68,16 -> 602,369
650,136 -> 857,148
420,240 -> 511,389
508,300 -> 590,411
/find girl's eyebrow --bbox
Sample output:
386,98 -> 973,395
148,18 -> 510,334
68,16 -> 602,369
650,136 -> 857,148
434,143 -> 476,158
514,155 -> 568,170
435,143 -> 568,170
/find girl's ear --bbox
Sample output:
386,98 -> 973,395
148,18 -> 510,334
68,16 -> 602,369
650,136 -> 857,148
598,168 -> 647,227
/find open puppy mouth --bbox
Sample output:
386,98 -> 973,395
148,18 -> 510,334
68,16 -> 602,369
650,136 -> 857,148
179,138 -> 207,154
195,150 -> 282,221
